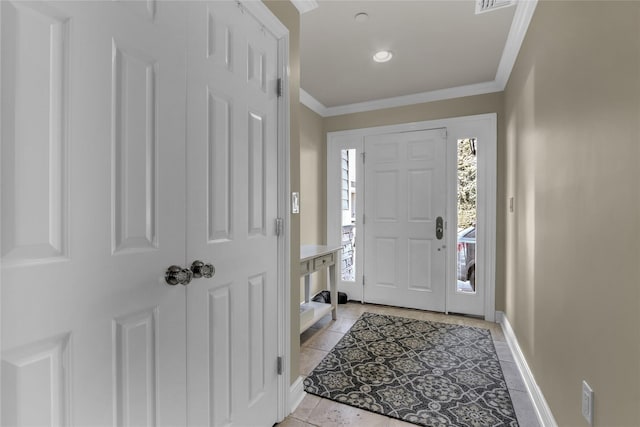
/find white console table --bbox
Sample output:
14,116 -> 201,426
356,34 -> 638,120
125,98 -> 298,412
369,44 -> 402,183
299,245 -> 341,333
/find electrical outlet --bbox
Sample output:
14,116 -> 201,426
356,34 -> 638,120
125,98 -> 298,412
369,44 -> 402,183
582,381 -> 593,425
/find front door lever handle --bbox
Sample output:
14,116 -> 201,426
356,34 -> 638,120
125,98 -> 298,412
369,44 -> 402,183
436,216 -> 444,240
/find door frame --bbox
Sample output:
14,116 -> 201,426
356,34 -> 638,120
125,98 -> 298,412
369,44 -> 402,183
327,113 -> 497,321
242,1 -> 291,422
0,1 -> 4,421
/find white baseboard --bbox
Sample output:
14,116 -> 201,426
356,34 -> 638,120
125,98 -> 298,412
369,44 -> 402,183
496,311 -> 558,427
289,375 -> 306,414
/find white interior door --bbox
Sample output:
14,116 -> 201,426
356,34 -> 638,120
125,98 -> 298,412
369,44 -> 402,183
363,129 -> 447,312
185,2 -> 281,426
2,2 -> 284,425
1,1 -> 188,425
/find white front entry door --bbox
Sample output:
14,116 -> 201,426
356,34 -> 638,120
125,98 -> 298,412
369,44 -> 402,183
185,2 -> 280,426
1,2 -> 282,426
1,2 -> 188,425
363,129 -> 447,312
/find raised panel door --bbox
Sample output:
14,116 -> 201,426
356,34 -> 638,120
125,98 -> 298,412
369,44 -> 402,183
185,2 -> 280,426
1,2 -> 188,425
2,2 -> 283,425
363,129 -> 447,312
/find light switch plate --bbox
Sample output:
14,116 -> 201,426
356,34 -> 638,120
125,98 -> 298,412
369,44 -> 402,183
292,192 -> 300,214
582,380 -> 593,425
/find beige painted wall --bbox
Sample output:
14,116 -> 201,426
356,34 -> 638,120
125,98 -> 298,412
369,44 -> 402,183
267,0 -> 507,391
268,3 -> 640,415
263,0 -> 301,385
325,93 -> 507,311
300,105 -> 327,299
504,1 -> 640,425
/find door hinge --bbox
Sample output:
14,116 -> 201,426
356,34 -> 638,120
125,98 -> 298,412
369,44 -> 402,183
361,152 -> 366,163
275,218 -> 284,236
277,78 -> 283,97
277,356 -> 283,375
362,214 -> 365,225
362,275 -> 365,286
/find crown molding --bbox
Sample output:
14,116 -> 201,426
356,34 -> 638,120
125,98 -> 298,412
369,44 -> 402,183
291,0 -> 318,14
300,89 -> 329,116
300,81 -> 503,118
299,0 -> 537,117
322,81 -> 503,117
495,0 -> 538,89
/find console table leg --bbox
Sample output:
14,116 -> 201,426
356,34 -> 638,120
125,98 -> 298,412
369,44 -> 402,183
304,274 -> 311,303
329,263 -> 337,320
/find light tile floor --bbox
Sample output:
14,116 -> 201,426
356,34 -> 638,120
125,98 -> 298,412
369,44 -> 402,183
278,302 -> 540,427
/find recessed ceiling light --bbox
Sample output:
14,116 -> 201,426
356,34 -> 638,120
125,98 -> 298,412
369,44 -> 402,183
373,50 -> 393,63
354,12 -> 369,22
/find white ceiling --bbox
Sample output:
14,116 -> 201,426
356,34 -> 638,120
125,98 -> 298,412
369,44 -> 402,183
298,0 -> 537,117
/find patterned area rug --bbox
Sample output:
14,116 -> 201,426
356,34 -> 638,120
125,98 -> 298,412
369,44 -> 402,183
304,312 -> 519,427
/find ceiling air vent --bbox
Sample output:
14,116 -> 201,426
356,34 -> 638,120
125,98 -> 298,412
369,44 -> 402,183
475,0 -> 514,14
